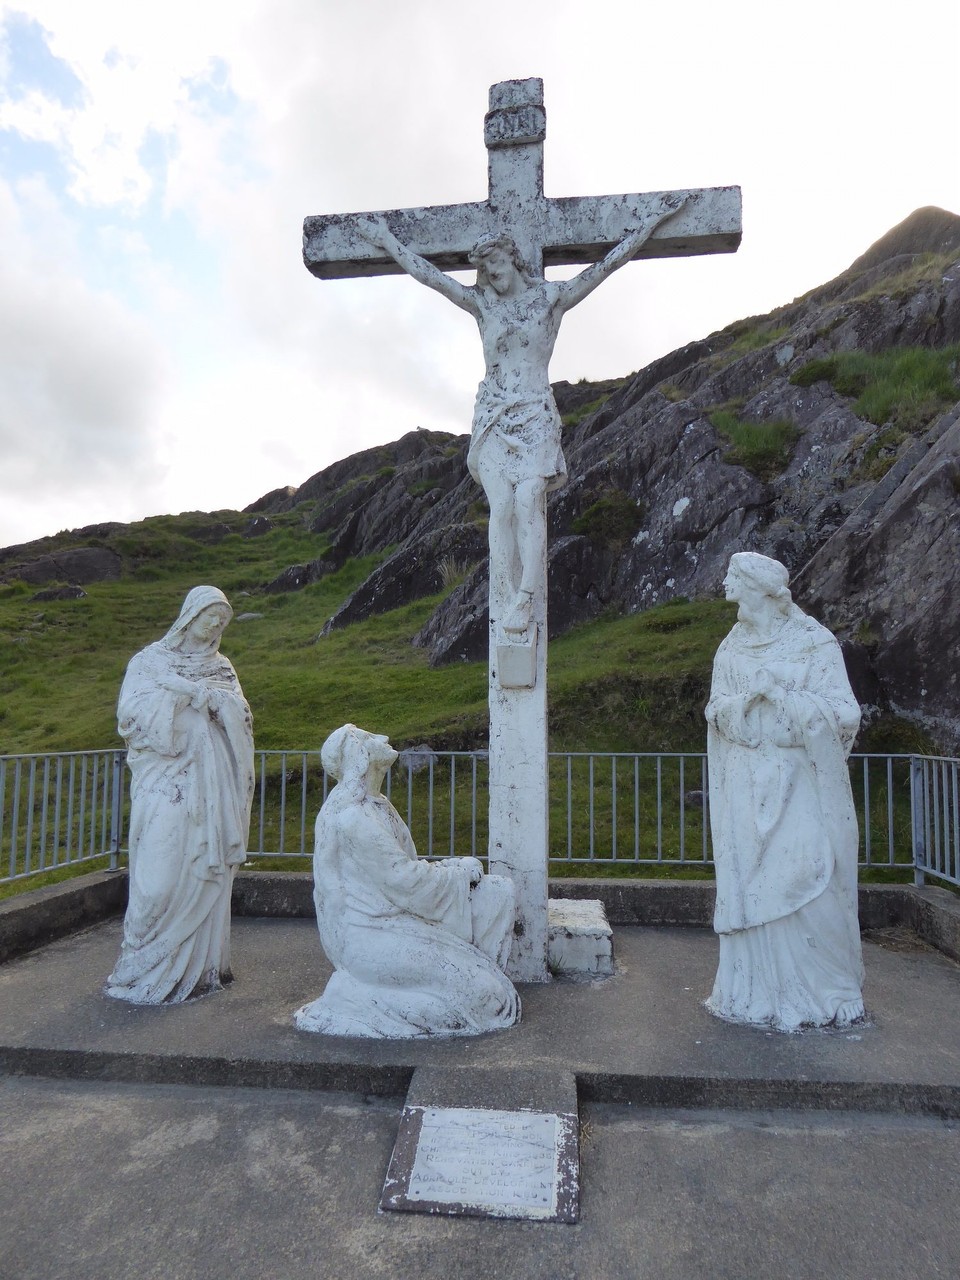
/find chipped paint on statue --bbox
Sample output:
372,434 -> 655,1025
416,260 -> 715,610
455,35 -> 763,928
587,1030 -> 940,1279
705,554 -> 865,1031
106,586 -> 254,1005
303,76 -> 742,982
295,724 -> 519,1038
355,202 -> 686,644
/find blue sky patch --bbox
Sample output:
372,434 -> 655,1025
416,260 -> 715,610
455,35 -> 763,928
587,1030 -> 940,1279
184,57 -> 237,117
1,11 -> 85,108
0,125 -> 68,187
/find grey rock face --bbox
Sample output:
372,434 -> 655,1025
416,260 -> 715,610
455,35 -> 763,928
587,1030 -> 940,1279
325,521 -> 486,634
0,546 -> 122,586
269,208 -> 960,745
796,405 -> 960,749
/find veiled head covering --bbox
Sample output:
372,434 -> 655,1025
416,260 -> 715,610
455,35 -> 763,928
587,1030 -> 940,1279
320,724 -> 395,792
321,723 -> 364,783
163,585 -> 233,653
728,553 -> 791,604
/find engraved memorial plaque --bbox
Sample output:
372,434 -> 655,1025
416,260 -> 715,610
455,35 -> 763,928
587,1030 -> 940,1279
381,1104 -> 579,1222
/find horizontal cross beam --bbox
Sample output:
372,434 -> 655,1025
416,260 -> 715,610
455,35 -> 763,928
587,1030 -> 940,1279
303,187 -> 741,280
304,77 -> 740,283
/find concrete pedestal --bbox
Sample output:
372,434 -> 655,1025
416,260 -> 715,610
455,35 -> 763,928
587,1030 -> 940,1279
547,898 -> 614,977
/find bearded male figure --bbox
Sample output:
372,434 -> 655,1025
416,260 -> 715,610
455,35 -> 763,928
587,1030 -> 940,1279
357,197 -> 685,635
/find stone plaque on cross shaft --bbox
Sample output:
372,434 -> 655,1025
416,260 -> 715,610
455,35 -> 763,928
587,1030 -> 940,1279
303,77 -> 741,982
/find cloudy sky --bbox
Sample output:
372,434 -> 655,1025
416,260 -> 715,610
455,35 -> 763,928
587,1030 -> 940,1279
1,0 -> 957,549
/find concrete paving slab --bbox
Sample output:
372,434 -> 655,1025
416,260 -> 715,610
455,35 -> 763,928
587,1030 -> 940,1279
1,919 -> 959,1114
0,1075 -> 958,1280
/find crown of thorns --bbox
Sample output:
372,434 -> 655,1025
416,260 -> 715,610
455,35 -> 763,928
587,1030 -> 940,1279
468,236 -> 529,273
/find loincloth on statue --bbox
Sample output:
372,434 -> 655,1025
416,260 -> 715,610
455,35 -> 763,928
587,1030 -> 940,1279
467,381 -> 568,492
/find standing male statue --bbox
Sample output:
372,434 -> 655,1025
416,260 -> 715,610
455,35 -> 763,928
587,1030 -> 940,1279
356,202 -> 685,634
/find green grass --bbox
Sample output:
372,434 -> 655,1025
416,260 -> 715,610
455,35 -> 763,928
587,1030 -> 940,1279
0,855 -> 114,902
560,385 -> 625,428
0,501 -> 739,757
571,489 -> 645,550
709,319 -> 790,368
548,600 -> 733,752
658,383 -> 688,403
790,345 -> 960,434
708,409 -> 799,481
851,252 -> 958,303
1,508 -> 949,896
854,426 -> 909,483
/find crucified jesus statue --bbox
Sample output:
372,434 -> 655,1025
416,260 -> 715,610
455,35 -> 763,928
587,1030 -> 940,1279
356,194 -> 686,635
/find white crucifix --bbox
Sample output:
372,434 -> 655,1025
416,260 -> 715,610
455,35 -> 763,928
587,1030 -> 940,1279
303,77 -> 741,982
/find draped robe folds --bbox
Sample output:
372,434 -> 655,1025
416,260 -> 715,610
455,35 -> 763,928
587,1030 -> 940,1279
295,785 -> 519,1038
467,375 -> 567,493
106,638 -> 254,1004
705,607 -> 865,1031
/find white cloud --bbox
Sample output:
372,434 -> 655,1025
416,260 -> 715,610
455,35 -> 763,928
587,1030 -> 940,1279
0,176 -> 168,520
0,0 -> 957,548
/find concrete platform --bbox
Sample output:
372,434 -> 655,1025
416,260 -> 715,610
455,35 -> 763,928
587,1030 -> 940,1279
3,877 -> 960,1278
1,913 -> 959,1116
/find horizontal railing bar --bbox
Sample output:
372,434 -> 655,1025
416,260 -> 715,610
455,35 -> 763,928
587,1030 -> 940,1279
3,749 -> 957,890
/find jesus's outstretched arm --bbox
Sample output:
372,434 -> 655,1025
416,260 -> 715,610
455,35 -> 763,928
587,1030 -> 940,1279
356,215 -> 479,316
559,196 -> 688,312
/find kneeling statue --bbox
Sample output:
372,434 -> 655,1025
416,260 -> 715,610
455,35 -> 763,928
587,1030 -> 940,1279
295,724 -> 520,1038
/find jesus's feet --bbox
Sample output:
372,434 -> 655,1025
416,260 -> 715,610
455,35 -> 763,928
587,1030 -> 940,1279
503,589 -> 534,635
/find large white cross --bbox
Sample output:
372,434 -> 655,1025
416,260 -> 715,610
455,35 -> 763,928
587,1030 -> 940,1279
304,78 -> 741,982
305,78 -> 740,283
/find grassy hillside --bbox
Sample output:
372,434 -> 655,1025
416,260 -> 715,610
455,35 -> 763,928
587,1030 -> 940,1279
1,506 -> 940,760
0,508 -> 941,901
0,509 -> 737,756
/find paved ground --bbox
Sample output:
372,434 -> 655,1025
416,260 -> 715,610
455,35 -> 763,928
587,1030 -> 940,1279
1,1077 -> 958,1280
1,918 -> 959,1279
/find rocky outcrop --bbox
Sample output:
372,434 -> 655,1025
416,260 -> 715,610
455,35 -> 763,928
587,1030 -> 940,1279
796,403 -> 960,748
256,207 -> 960,746
4,210 -> 956,749
263,558 -> 337,593
0,546 -> 122,586
323,521 -> 486,633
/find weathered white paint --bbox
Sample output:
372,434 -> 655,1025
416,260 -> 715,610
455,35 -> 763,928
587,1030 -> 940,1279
106,586 -> 255,1005
303,77 -> 740,281
547,899 -> 614,977
302,78 -> 742,982
295,725 -> 519,1038
382,1102 -> 580,1222
705,553 -> 865,1031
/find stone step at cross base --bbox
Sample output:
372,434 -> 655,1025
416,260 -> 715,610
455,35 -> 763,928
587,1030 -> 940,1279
547,898 -> 614,977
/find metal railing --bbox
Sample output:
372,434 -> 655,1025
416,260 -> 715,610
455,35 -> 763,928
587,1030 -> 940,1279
0,750 -> 125,885
5,747 -> 957,891
911,756 -> 960,888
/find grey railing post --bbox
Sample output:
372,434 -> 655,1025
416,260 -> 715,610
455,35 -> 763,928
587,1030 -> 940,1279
107,750 -> 124,872
910,755 -> 926,887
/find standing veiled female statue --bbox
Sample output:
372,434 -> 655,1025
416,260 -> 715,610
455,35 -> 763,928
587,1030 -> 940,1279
106,586 -> 255,1004
705,553 -> 864,1031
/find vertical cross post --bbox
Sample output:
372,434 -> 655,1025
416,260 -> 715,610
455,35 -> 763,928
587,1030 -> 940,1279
487,491 -> 551,980
302,78 -> 741,986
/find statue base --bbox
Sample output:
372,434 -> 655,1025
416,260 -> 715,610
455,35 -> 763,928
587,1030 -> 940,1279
496,625 -> 538,689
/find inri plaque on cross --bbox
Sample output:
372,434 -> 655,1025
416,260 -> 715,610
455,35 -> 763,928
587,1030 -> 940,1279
303,78 -> 740,982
